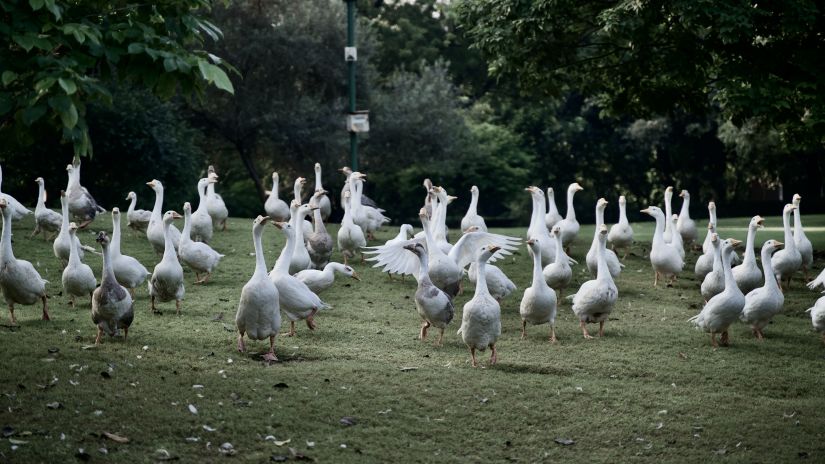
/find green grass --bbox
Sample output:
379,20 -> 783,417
1,213 -> 825,463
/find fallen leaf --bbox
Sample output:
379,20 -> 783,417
203,425 -> 217,432
400,366 -> 418,372
554,438 -> 575,446
274,438 -> 291,446
103,432 -> 129,443
339,416 -> 357,426
188,404 -> 198,415
8,438 -> 28,445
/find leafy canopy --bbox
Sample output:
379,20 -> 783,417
0,0 -> 234,157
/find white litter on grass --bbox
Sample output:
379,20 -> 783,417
188,404 -> 198,415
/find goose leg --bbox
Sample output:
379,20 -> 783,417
221,220 -> 227,231
470,347 -> 478,367
194,272 -> 201,284
284,321 -> 296,337
175,299 -> 181,315
69,295 -> 75,308
7,303 -> 16,325
262,335 -> 278,362
653,272 -> 659,287
123,326 -> 128,340
598,321 -> 605,337
710,331 -> 718,348
30,226 -> 40,239
580,321 -> 593,339
237,333 -> 246,353
41,296 -> 50,321
720,330 -> 730,347
305,309 -> 318,330
436,328 -> 444,347
489,343 -> 497,365
520,320 -> 527,339
549,325 -> 557,343
419,320 -> 430,341
95,326 -> 103,346
756,328 -> 764,341
201,273 -> 211,284
78,218 -> 93,229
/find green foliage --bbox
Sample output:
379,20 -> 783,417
0,0 -> 234,157
455,0 -> 825,149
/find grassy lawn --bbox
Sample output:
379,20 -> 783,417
1,212 -> 824,463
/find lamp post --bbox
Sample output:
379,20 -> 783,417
344,0 -> 367,171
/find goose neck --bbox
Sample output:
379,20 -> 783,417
531,246 -> 544,287
36,183 -> 46,208
760,245 -> 779,292
152,187 -> 164,220
679,196 -> 690,217
274,228 -> 294,274
566,188 -> 577,221
596,238 -> 609,281
547,189 -> 558,215
252,226 -> 268,277
181,210 -> 193,245
651,214 -> 666,246
68,231 -> 82,266
793,207 -> 803,235
782,210 -> 794,248
195,183 -> 209,213
473,259 -> 490,297
468,189 -> 478,215
111,215 -> 123,256
60,197 -> 69,228
315,169 -> 323,191
161,221 -> 177,262
313,208 -> 326,233
0,209 -> 13,263
268,177 -> 279,201
619,202 -> 628,225
721,248 -> 735,288
127,195 -> 136,213
101,241 -> 118,284
743,225 -> 757,262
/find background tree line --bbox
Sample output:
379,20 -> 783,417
1,0 -> 822,225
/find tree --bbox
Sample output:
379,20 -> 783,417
0,0 -> 234,157
454,0 -> 825,149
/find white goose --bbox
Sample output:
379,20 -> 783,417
269,221 -> 330,336
460,186 -> 487,232
313,163 -> 332,221
669,214 -> 685,260
526,186 -> 555,266
292,177 -> 313,242
558,182 -> 584,250
641,206 -> 684,286
695,221 -> 716,279
65,158 -> 105,228
275,202 -> 312,274
732,216 -> 765,294
520,238 -> 558,342
805,295 -> 825,345
0,199 -> 49,323
676,189 -> 697,247
91,231 -> 134,345
771,203 -> 802,289
148,211 -> 185,314
339,166 -> 379,209
458,244 -> 502,367
205,166 -> 228,231
586,198 -> 623,278
425,186 -> 455,255
351,173 -> 390,240
607,195 -> 633,258
700,234 -> 724,302
179,202 -> 224,284
740,240 -> 784,340
264,172 -> 290,222
235,216 -> 280,362
32,177 -> 61,240
792,194 -> 813,279
124,191 -> 151,234
543,225 -> 574,296
366,210 -> 520,298
146,180 -> 182,255
337,191 -> 366,265
571,225 -> 617,338
689,238 -> 745,347
307,191 -> 334,269
544,187 -> 563,230
295,262 -> 360,294
190,177 -> 217,243
662,186 -> 674,243
61,223 -> 96,307
0,165 -> 32,221
110,208 -> 150,295
404,242 -> 454,346
54,190 -> 90,265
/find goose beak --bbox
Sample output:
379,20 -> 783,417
775,241 -> 784,249
273,221 -> 287,230
489,245 -> 501,253
756,216 -> 765,228
730,239 -> 742,248
146,181 -> 156,187
679,191 -> 685,197
171,212 -> 183,219
640,208 -> 651,214
526,239 -> 535,245
351,272 -> 361,281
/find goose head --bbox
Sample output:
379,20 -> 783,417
400,224 -> 414,238
720,238 -> 742,257
197,177 -> 215,193
423,178 -> 433,191
618,195 -> 626,206
295,203 -> 313,219
708,201 -> 716,214
125,191 -> 137,201
207,165 -> 217,176
664,186 -> 673,200
596,197 -> 608,213
783,203 -> 796,216
547,187 -> 554,197
162,210 -> 182,225
340,264 -> 360,281
477,244 -> 502,262
598,224 -> 608,244
750,215 -> 765,230
34,177 -> 44,186
526,237 -> 541,253
339,166 -> 353,177
95,231 -> 110,247
525,186 -> 544,200
295,177 -> 306,188
463,225 -> 480,234
793,193 -> 802,207
342,190 -> 352,208
112,207 -> 121,220
550,225 -> 561,238
0,198 -> 6,211
763,239 -> 783,254
68,222 -> 79,233
710,233 -> 719,249
640,205 -> 664,220
146,179 -> 163,193
271,172 -> 279,184
679,189 -> 689,199
272,220 -> 295,240
568,182 -> 584,194
183,202 -> 192,216
403,242 -> 426,257
314,163 -> 321,174
671,214 -> 679,227
208,172 -> 219,182
470,185 -> 479,195
253,215 -> 269,234
309,190 -> 328,207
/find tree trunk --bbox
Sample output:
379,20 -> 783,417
237,145 -> 266,203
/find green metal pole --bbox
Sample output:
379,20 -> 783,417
346,0 -> 358,171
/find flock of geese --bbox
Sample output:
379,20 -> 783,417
0,159 -> 823,367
